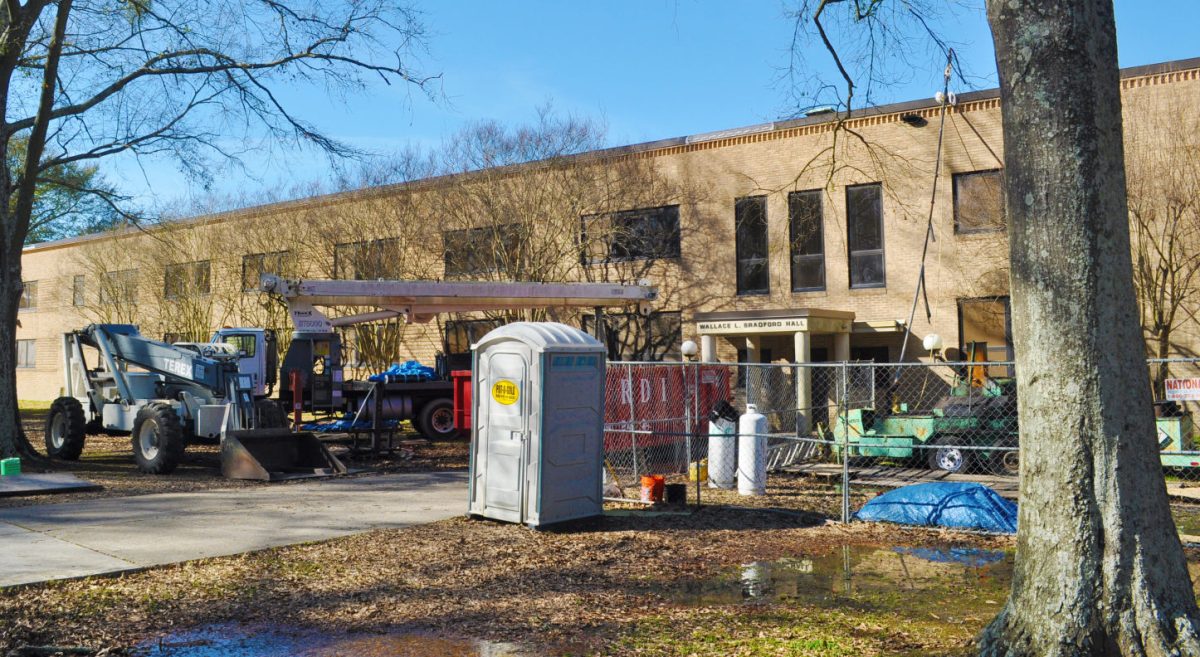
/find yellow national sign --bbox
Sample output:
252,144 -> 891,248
491,380 -> 519,405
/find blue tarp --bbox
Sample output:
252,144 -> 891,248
853,482 -> 1018,533
368,360 -> 437,383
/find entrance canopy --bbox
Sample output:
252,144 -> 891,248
694,308 -> 856,435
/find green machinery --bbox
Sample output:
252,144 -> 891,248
831,373 -> 1019,475
831,349 -> 1200,474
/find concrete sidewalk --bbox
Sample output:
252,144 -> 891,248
0,470 -> 469,588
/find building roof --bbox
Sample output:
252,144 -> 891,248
23,56 -> 1200,255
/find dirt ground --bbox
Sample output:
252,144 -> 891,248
4,408 -> 469,509
0,500 -> 1026,657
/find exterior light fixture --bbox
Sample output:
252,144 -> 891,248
923,333 -> 944,353
681,339 -> 699,361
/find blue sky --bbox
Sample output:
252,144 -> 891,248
109,1 -> 1200,212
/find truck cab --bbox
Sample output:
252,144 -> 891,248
208,328 -> 279,399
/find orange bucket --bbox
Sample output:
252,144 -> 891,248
640,475 -> 666,502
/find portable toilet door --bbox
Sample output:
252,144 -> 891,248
472,338 -> 533,524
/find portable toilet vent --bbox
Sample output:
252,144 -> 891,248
468,322 -> 606,528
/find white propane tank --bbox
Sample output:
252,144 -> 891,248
708,401 -> 739,489
738,404 -> 768,496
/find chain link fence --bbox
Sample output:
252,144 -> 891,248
602,357 -> 1200,518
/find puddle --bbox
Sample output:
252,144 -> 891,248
137,624 -> 532,657
670,544 -> 1012,621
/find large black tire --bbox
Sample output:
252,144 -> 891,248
985,438 -> 1020,477
416,398 -> 458,440
927,434 -> 972,474
131,403 -> 186,475
44,397 -> 87,460
255,398 -> 288,429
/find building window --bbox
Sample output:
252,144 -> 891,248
72,275 -> 85,307
443,224 -> 525,278
334,238 -> 401,280
582,311 -> 682,361
735,196 -> 769,295
444,318 -> 504,371
163,261 -> 211,300
788,190 -> 825,292
846,183 -> 885,288
242,250 -> 290,291
16,340 -> 35,369
958,296 -> 1014,377
100,269 -> 139,306
581,205 -> 681,263
18,281 -> 37,311
954,170 -> 1005,234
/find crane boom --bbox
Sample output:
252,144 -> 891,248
260,275 -> 658,332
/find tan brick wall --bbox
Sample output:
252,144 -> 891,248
16,62 -> 1200,400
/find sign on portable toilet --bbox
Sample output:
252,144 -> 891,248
467,322 -> 607,528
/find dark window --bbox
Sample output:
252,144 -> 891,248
163,261 -> 211,300
242,250 -> 290,291
444,318 -> 504,370
72,275 -> 85,307
846,184 -> 885,288
582,311 -> 682,361
735,196 -> 769,295
334,238 -> 401,280
581,205 -> 681,263
443,225 -> 525,278
18,281 -> 36,310
16,340 -> 35,368
958,296 -> 1014,377
954,170 -> 1005,234
101,269 -> 139,306
788,190 -> 825,291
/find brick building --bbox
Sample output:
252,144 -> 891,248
15,57 -> 1200,401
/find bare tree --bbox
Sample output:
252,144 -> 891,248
1,0 -> 436,458
1125,96 -> 1200,391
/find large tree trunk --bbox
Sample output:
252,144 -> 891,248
0,233 -> 36,460
979,2 -> 1200,656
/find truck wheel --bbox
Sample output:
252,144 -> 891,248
44,397 -> 87,460
416,398 -> 457,440
255,399 -> 288,429
928,435 -> 971,474
131,403 -> 186,475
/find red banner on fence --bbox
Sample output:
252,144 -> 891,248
603,364 -> 732,450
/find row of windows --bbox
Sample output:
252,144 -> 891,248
735,184 -> 886,295
28,172 -> 1001,310
735,170 -> 1003,296
444,311 -> 683,366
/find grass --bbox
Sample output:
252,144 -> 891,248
17,400 -> 50,412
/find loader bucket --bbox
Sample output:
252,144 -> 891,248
221,429 -> 347,481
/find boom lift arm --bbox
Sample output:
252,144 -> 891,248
259,275 -> 658,332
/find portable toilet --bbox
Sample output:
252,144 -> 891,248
468,322 -> 606,527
